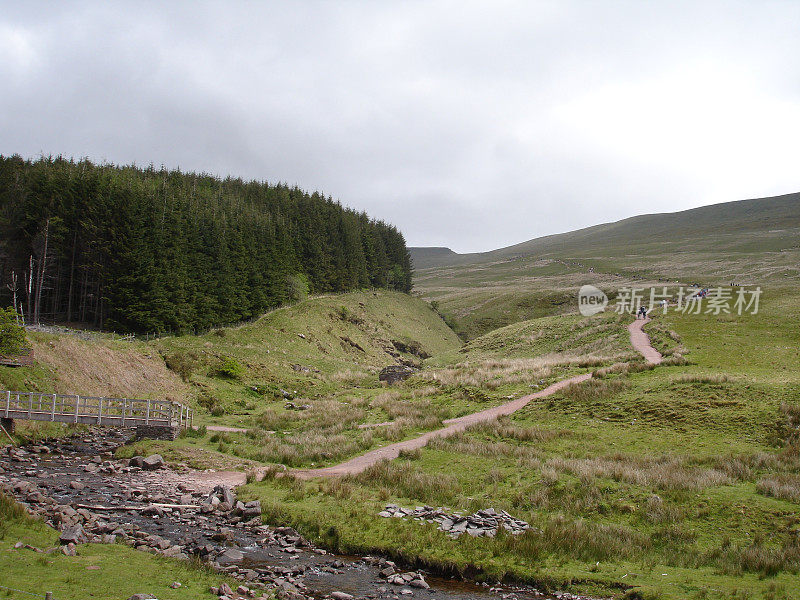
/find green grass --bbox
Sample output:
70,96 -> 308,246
0,493 -> 242,600
240,287 -> 800,599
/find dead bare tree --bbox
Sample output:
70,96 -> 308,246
5,271 -> 20,324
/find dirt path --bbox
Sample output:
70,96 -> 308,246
181,316 -> 663,485
628,317 -> 663,365
294,373 -> 592,478
293,317 -> 663,478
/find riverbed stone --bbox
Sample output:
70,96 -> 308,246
59,525 -> 87,545
141,454 -> 164,470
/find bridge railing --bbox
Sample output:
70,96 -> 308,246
1,390 -> 193,429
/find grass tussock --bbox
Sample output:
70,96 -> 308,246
500,515 -> 649,562
757,474 -> 800,504
706,534 -> 800,577
546,455 -> 733,491
465,419 -> 567,443
558,376 -> 629,403
0,492 -> 36,539
429,434 -> 545,465
425,353 -> 614,391
672,373 -> 731,385
349,459 -> 462,506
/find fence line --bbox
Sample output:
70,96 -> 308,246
1,390 -> 192,430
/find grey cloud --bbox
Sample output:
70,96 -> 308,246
2,1 -> 800,252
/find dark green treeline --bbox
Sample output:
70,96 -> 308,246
0,155 -> 412,333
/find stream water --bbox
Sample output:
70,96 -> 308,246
0,430 -> 593,600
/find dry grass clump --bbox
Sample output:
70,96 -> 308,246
328,369 -> 374,384
367,391 -> 447,435
255,399 -> 367,434
369,415 -> 444,442
706,534 -> 800,577
672,373 -> 730,385
558,376 -> 629,403
756,474 -> 800,504
660,354 -> 690,366
643,494 -> 684,524
348,459 -> 462,506
546,455 -> 733,491
243,429 -> 375,466
429,434 -> 544,465
423,353 -> 605,390
500,515 -> 649,562
465,419 -> 567,443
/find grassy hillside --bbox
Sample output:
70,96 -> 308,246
411,192 -> 800,269
413,193 -> 800,338
244,287 -> 800,600
125,293 -> 624,469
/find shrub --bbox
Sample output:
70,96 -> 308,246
217,357 -> 245,379
179,424 -> 207,438
164,351 -> 199,382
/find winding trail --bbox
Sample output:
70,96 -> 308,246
628,317 -> 662,365
294,373 -> 592,479
292,317 -> 663,479
181,317 -> 663,487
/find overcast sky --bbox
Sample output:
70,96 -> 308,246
2,1 -> 800,252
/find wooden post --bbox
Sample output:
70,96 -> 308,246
28,393 -> 32,419
51,393 -> 57,421
97,397 -> 103,424
145,399 -> 150,425
74,395 -> 80,424
121,398 -> 127,427
4,391 -> 9,418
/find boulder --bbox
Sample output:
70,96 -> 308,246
218,548 -> 244,563
127,595 -> 157,600
141,454 -> 164,470
218,582 -> 234,596
59,525 -> 87,545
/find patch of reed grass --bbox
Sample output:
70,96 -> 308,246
348,459 -> 462,506
546,455 -> 733,490
757,474 -> 800,504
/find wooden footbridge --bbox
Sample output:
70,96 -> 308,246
1,390 -> 193,439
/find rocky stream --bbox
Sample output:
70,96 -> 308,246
0,429 -> 602,600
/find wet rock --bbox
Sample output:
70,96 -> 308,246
219,548 -> 245,563
127,594 -> 157,600
331,592 -> 354,600
218,582 -> 234,596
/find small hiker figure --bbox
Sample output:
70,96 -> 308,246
638,305 -> 647,320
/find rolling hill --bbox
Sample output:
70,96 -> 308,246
411,192 -> 800,270
412,192 -> 800,339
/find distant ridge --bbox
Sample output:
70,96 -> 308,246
411,192 -> 800,270
409,247 -> 459,270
